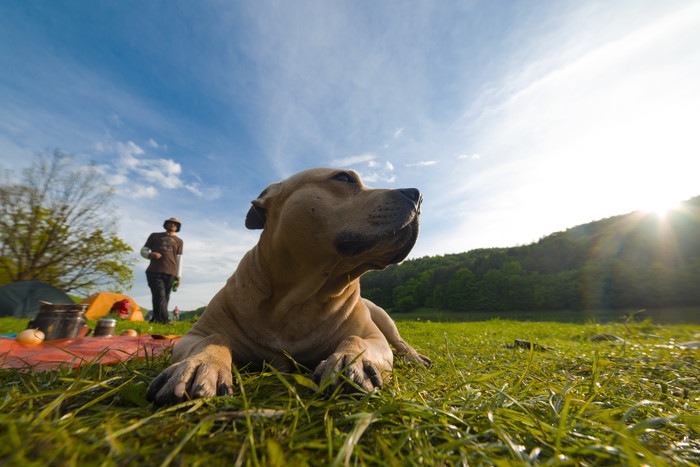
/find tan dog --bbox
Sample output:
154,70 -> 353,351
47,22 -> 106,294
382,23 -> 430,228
147,168 -> 430,405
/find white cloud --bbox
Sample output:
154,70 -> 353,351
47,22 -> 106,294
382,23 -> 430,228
109,173 -> 129,186
362,172 -> 396,184
106,140 -> 185,190
113,141 -> 145,173
137,158 -> 183,189
126,186 -> 158,199
184,183 -> 222,201
327,154 -> 396,184
407,160 -> 439,167
361,160 -> 396,184
100,140 -> 224,202
459,153 -> 481,160
116,141 -> 145,158
185,184 -> 202,197
330,153 -> 376,167
118,153 -> 140,171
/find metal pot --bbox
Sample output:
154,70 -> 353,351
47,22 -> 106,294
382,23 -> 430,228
27,303 -> 89,340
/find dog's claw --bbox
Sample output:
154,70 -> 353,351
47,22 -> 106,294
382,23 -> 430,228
312,353 -> 384,394
414,353 -> 432,367
146,359 -> 234,406
393,343 -> 432,368
364,363 -> 382,389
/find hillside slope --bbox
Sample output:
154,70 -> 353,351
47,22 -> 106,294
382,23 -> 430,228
361,196 -> 700,312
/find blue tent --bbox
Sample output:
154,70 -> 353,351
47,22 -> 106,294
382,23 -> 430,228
0,281 -> 74,318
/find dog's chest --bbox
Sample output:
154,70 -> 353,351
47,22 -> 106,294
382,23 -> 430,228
247,308 -> 343,360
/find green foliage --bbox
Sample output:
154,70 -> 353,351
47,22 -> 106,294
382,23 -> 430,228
178,306 -> 206,322
0,319 -> 698,465
363,197 -> 700,313
0,150 -> 135,294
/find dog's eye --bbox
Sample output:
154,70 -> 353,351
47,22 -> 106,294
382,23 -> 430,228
332,172 -> 356,184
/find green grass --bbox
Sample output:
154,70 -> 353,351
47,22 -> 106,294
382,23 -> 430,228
0,316 -> 194,338
1,316 -> 699,465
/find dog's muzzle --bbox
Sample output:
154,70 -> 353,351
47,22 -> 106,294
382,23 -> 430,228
335,188 -> 422,264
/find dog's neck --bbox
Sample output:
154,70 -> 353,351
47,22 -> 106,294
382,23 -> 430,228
235,243 -> 361,312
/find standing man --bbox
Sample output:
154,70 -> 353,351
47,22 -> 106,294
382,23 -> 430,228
141,217 -> 183,324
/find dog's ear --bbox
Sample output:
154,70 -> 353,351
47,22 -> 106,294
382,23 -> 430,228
244,182 -> 281,230
245,201 -> 267,229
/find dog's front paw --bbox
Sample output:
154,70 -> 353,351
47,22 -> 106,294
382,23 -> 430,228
312,353 -> 384,393
394,340 -> 432,367
400,348 -> 432,368
146,358 -> 233,406
401,351 -> 432,368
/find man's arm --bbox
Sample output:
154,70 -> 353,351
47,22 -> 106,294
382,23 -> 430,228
141,233 -> 155,259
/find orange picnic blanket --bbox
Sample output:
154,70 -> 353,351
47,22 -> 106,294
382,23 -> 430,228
0,335 -> 180,371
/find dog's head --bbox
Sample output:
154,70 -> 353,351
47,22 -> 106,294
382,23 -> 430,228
246,168 -> 421,275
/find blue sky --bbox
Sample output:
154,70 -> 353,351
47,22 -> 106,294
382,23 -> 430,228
1,1 -> 699,310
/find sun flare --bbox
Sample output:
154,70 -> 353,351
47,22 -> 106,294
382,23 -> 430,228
644,198 -> 681,218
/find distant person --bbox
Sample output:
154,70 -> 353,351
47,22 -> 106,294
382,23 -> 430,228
173,306 -> 180,321
141,217 -> 183,324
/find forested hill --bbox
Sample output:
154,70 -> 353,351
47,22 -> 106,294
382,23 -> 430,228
361,196 -> 700,313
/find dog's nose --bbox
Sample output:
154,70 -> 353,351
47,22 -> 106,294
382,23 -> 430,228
400,188 -> 422,208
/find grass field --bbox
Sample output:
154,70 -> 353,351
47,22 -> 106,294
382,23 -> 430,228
1,316 -> 699,466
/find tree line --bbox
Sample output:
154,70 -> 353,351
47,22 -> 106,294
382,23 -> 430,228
361,197 -> 700,313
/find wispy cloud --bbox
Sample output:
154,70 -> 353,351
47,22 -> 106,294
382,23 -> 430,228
128,186 -> 158,199
109,140 -> 182,191
147,138 -> 167,150
328,154 -> 396,184
407,160 -> 439,167
138,158 -> 182,189
184,183 -> 222,201
99,140 -> 225,201
330,153 -> 376,167
360,161 -> 396,184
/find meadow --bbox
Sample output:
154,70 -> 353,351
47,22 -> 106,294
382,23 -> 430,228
1,316 -> 699,466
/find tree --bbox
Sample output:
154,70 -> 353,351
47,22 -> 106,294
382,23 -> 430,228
0,150 -> 134,294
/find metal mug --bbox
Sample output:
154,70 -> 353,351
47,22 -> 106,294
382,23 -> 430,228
93,318 -> 117,337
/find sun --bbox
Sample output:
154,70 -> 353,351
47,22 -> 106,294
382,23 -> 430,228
643,197 -> 681,218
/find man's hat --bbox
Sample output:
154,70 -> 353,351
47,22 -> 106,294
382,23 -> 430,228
163,217 -> 182,232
